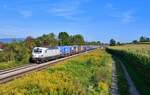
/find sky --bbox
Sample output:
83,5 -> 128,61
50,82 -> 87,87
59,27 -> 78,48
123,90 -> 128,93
0,0 -> 150,43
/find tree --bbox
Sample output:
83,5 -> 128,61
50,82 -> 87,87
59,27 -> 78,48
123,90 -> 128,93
97,41 -> 101,45
132,40 -> 138,44
110,39 -> 116,46
16,44 -> 30,63
58,32 -> 70,45
139,36 -> 150,42
36,33 -> 58,47
146,38 -> 150,42
69,35 -> 74,45
70,34 -> 85,45
24,36 -> 36,52
2,42 -> 30,63
117,42 -> 121,45
86,41 -> 101,45
140,36 -> 146,42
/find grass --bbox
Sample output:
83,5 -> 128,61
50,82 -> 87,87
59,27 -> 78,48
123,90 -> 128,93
122,58 -> 150,95
0,49 -> 113,95
113,57 -> 129,95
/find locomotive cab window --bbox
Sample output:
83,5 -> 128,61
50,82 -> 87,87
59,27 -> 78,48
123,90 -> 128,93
34,49 -> 42,53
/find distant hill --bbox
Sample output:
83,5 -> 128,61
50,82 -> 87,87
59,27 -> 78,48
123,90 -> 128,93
0,38 -> 24,43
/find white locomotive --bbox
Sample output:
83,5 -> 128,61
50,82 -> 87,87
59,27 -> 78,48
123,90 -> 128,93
31,47 -> 60,63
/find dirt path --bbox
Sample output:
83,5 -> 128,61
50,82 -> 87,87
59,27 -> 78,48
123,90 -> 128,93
110,61 -> 119,95
119,59 -> 140,95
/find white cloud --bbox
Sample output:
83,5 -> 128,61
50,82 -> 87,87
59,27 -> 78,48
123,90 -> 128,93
106,3 -> 135,23
20,10 -> 32,18
121,11 -> 134,23
48,0 -> 90,20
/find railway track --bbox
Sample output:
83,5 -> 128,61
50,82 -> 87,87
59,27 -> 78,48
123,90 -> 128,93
0,64 -> 37,75
0,64 -> 36,72
0,50 -> 95,84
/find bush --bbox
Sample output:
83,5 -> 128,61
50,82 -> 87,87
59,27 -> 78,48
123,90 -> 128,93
0,42 -> 30,69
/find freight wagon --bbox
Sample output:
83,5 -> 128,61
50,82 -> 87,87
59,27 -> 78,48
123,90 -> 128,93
57,46 -> 72,57
72,45 -> 79,54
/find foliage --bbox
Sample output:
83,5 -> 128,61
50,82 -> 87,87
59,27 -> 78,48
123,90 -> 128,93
70,34 -> 85,45
106,44 -> 150,95
86,41 -> 101,45
0,41 -> 30,69
0,42 -> 29,63
114,57 -> 129,95
139,36 -> 150,42
110,39 -> 116,46
0,61 -> 21,70
58,32 -> 70,45
58,32 -> 86,45
36,33 -> 58,47
121,57 -> 150,95
0,49 -> 112,95
132,40 -> 138,44
24,36 -> 36,53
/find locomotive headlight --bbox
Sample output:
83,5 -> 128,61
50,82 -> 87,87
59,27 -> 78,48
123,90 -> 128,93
40,55 -> 43,57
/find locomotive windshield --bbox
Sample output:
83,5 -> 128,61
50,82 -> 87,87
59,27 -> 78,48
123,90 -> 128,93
33,48 -> 42,53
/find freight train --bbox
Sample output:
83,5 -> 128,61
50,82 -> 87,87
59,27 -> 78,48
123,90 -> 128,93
31,45 -> 98,63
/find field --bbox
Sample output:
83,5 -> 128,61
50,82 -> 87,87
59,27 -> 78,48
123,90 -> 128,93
0,49 -> 112,95
108,44 -> 150,56
106,44 -> 150,95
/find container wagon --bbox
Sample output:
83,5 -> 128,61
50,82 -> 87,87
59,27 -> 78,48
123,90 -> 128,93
57,46 -> 72,57
72,45 -> 79,54
82,46 -> 88,52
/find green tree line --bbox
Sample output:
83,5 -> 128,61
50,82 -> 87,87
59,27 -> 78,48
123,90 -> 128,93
109,36 -> 150,46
